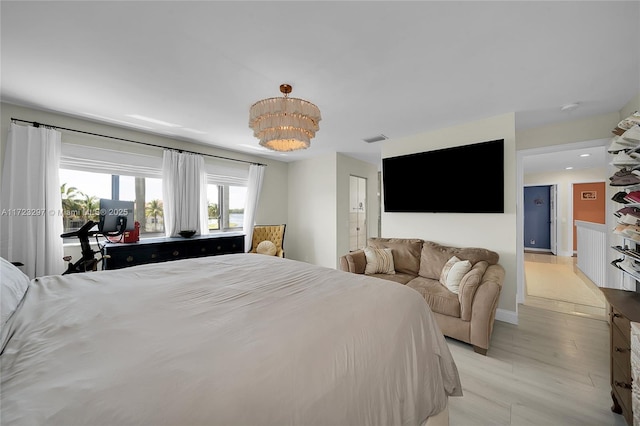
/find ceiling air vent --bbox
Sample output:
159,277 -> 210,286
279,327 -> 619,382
363,134 -> 388,143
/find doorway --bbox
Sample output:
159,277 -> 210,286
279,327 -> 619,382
349,175 -> 367,252
517,140 -> 609,318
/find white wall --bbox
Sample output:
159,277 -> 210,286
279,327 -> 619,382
381,113 -> 518,316
517,111 -> 620,150
524,167 -> 607,256
287,153 -> 337,267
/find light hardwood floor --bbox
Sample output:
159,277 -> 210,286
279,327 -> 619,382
445,253 -> 623,425
523,252 -> 607,320
446,304 -> 624,425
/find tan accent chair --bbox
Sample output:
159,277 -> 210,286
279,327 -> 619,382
339,237 -> 505,355
249,225 -> 286,258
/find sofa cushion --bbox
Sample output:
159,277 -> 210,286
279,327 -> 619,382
367,237 -> 423,275
406,277 -> 460,318
367,272 -> 416,285
459,261 -> 489,321
440,256 -> 472,293
364,247 -> 396,275
419,241 -> 499,280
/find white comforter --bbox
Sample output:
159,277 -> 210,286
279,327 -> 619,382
1,254 -> 461,425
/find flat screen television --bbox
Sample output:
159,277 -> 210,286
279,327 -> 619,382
98,198 -> 135,234
382,139 -> 504,213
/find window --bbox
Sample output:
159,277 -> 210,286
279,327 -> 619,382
60,169 -> 247,237
207,184 -> 247,232
60,142 -> 250,240
59,169 -> 164,236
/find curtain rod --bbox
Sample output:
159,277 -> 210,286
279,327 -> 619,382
10,117 -> 267,167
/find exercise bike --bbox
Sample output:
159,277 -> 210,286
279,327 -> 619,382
61,215 -> 131,274
60,220 -> 107,274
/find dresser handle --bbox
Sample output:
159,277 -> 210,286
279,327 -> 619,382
173,250 -> 180,256
126,256 -> 134,262
615,347 -> 630,353
151,253 -> 157,259
615,381 -> 632,390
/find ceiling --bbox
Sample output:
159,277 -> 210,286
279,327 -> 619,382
521,143 -> 608,174
1,1 -> 639,169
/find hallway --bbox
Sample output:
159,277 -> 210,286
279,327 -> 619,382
523,252 -> 607,319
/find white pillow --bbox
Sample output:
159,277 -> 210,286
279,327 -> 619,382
1,257 -> 30,329
364,247 -> 396,275
440,256 -> 472,294
256,240 -> 277,256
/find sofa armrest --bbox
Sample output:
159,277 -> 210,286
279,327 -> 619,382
339,250 -> 366,274
469,264 -> 505,352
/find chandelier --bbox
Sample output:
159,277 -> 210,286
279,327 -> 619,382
249,84 -> 321,152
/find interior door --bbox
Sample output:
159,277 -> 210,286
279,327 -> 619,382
550,184 -> 557,255
349,176 -> 367,251
524,185 -> 551,250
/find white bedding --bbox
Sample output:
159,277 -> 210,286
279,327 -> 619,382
1,253 -> 462,425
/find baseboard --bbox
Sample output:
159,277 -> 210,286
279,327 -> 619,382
495,308 -> 518,325
524,248 -> 552,253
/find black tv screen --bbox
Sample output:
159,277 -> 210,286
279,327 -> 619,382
382,139 -> 504,213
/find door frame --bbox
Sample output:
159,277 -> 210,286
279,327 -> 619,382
550,184 -> 558,255
349,174 -> 368,251
523,184 -> 557,253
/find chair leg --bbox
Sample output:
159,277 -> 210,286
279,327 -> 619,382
473,345 -> 488,356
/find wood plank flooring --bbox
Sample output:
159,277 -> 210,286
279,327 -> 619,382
524,252 -> 607,320
446,304 -> 625,425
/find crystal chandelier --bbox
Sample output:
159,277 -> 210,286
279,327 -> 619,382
249,84 -> 321,152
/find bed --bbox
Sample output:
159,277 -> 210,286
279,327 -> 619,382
1,253 -> 462,425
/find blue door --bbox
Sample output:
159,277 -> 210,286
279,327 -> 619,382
524,185 -> 551,250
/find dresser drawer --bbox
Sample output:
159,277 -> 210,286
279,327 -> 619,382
613,320 -> 632,375
613,307 -> 631,342
613,359 -> 633,422
188,235 -> 243,256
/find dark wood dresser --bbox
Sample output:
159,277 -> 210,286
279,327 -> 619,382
103,232 -> 244,270
601,288 -> 640,425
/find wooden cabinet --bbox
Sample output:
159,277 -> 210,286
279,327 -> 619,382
103,232 -> 244,270
601,288 -> 640,425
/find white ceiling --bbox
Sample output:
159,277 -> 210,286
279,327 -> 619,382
1,1 -> 639,169
521,143 -> 609,174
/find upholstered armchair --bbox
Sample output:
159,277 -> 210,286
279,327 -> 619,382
249,225 -> 286,258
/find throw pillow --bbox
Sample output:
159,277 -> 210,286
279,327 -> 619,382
256,240 -> 277,256
1,257 -> 30,332
440,256 -> 472,294
364,247 -> 396,275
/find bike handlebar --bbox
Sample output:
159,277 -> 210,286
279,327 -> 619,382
60,220 -> 99,238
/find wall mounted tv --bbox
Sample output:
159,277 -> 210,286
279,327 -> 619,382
382,139 -> 504,213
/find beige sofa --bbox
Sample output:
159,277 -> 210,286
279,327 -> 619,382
339,237 -> 505,355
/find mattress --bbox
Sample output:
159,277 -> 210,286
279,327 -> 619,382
1,253 -> 462,425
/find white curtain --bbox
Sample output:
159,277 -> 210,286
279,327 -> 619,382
0,123 -> 64,278
242,164 -> 266,251
162,150 -> 208,237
